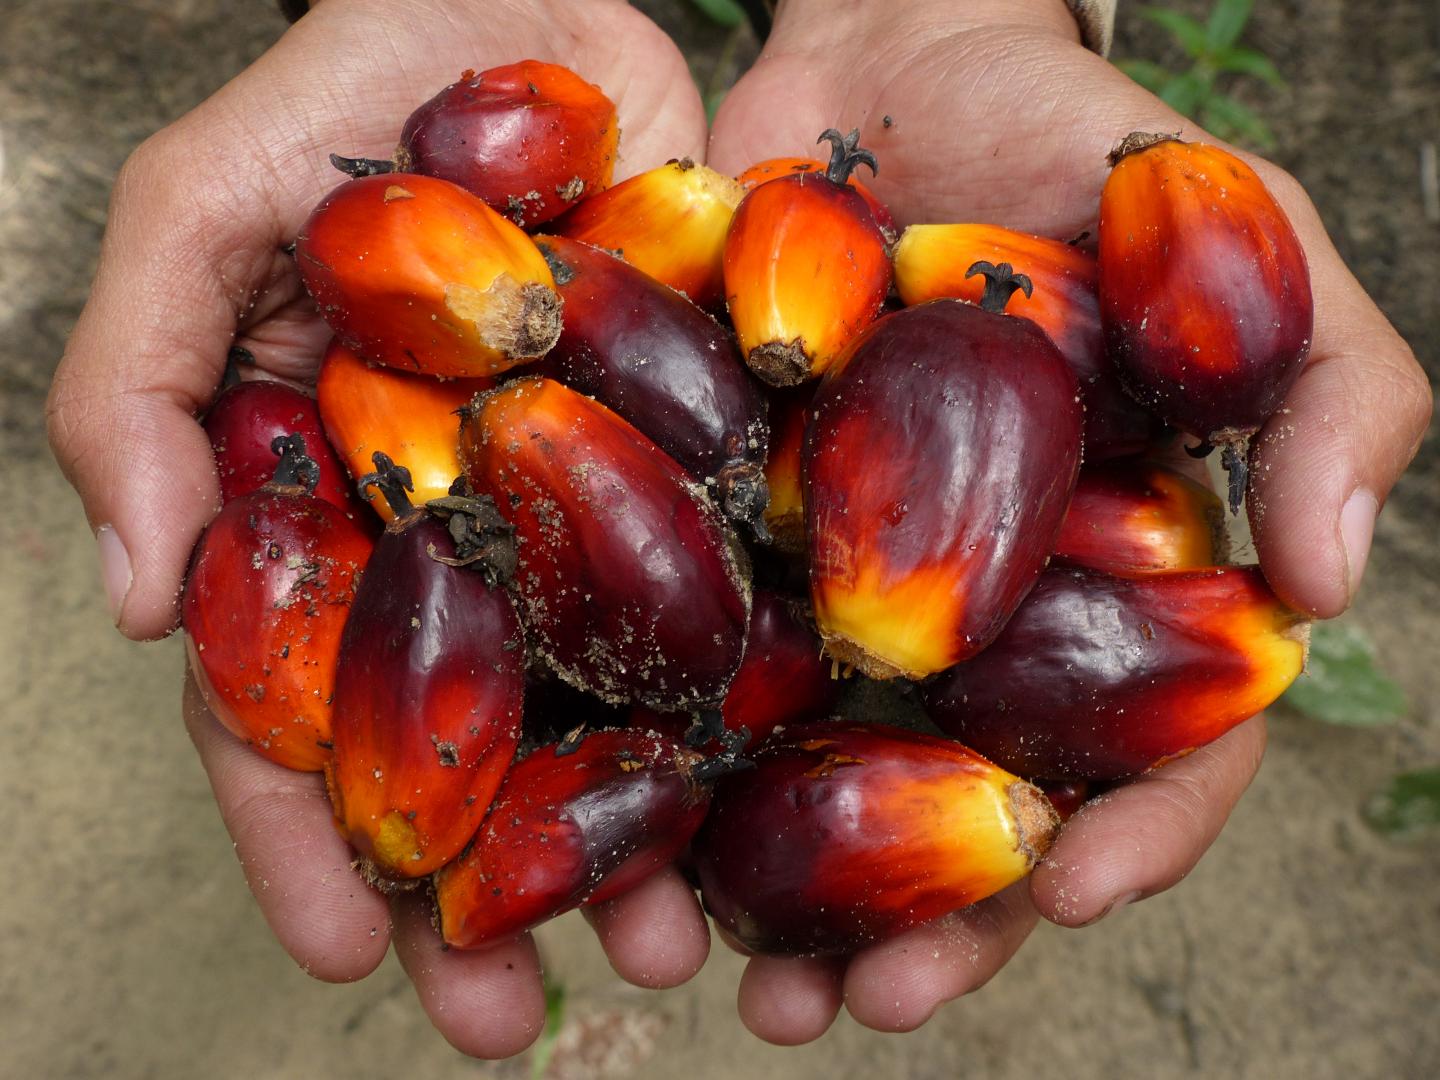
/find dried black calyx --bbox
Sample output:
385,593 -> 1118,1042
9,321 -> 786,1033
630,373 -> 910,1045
329,152 -> 396,178
817,128 -> 878,185
715,462 -> 772,545
965,261 -> 1034,314
554,723 -> 588,757
1221,441 -> 1248,515
426,481 -> 518,586
1185,439 -> 1215,460
269,433 -> 321,494
358,451 -> 416,519
683,708 -> 728,749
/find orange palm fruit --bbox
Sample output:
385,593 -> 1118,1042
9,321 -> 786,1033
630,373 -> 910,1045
693,723 -> 1059,955
1099,133 -> 1313,511
552,158 -> 745,308
295,174 -> 561,378
1055,460 -> 1227,575
760,387 -> 811,554
724,130 -> 892,386
893,223 -> 1158,459
923,566 -> 1310,780
183,435 -> 373,771
737,156 -> 895,234
332,60 -> 618,229
316,339 -> 489,521
326,456 -> 522,879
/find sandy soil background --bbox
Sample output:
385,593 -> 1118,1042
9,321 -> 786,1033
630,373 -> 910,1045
1,1 -> 1436,1077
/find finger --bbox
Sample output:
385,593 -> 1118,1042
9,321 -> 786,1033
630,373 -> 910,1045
581,867 -> 711,988
1030,714 -> 1268,928
736,955 -> 846,1045
390,891 -> 548,1060
181,661 -> 391,982
840,881 -> 1039,1032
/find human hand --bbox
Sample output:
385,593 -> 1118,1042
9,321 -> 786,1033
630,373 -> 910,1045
706,0 -> 1432,1041
49,0 -> 714,1058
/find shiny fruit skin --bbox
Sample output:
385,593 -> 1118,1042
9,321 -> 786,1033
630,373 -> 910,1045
530,237 -> 771,527
435,730 -> 709,949
761,388 -> 810,555
398,60 -> 618,228
737,157 -> 894,234
295,174 -> 560,378
693,723 -> 1058,956
807,300 -> 1082,679
327,512 -> 523,878
552,158 -> 743,308
630,589 -> 840,750
923,566 -> 1310,780
460,378 -> 750,710
183,470 -> 373,772
1099,135 -> 1313,441
1037,779 -> 1090,822
893,224 -> 1158,459
1055,460 -> 1227,575
724,173 -> 892,386
203,379 -> 363,517
316,339 -> 489,521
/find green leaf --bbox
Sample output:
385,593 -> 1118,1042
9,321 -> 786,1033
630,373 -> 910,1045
1363,768 -> 1440,839
1159,70 -> 1210,117
1206,0 -> 1254,50
1281,620 -> 1407,726
529,975 -> 568,1080
1201,94 -> 1275,148
1216,45 -> 1285,86
689,0 -> 746,28
1139,7 -> 1212,57
1116,59 -> 1175,93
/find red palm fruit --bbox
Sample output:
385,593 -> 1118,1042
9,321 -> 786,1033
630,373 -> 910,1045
295,174 -> 561,378
459,378 -> 750,710
693,723 -> 1059,956
737,156 -> 894,234
1037,779 -> 1090,822
807,266 -> 1083,680
630,589 -> 839,751
316,339 -> 490,522
182,435 -> 373,771
761,388 -> 810,554
203,379 -> 364,517
892,224 -> 1159,460
1055,460 -> 1227,575
529,236 -> 772,534
332,61 -> 618,228
435,730 -> 711,949
1099,133 -> 1313,511
725,130 -> 892,386
326,456 -> 523,879
923,566 -> 1310,780
552,158 -> 744,308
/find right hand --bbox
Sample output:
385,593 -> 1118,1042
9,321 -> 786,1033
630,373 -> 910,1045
49,0 -> 712,1057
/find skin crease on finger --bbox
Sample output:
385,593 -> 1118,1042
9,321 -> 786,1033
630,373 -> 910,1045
582,867 -> 713,989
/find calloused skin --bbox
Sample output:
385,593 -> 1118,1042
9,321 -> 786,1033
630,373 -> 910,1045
49,0 -> 1432,1056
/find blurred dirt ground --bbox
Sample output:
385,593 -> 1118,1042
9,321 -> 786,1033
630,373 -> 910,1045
1,1 -> 1437,1077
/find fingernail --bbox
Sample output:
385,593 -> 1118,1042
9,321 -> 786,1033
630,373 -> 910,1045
95,525 -> 133,625
1340,488 -> 1377,604
1081,889 -> 1141,926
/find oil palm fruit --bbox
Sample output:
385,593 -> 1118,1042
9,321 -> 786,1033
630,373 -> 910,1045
434,730 -> 711,949
316,339 -> 490,521
326,455 -> 523,880
183,435 -> 373,771
725,130 -> 892,387
1099,133 -> 1313,512
530,236 -> 771,535
760,388 -> 810,555
737,156 -> 894,234
331,60 -> 618,228
1055,460 -> 1227,575
807,264 -> 1082,679
893,223 -> 1158,459
693,723 -> 1059,956
923,566 -> 1310,780
459,378 -> 750,711
552,158 -> 744,308
295,174 -> 561,378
